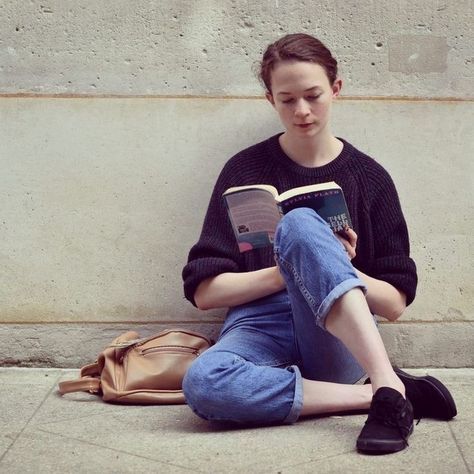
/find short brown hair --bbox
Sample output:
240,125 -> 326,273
258,33 -> 338,92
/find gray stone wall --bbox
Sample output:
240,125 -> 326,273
0,1 -> 473,366
1,1 -> 472,97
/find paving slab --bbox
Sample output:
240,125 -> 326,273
280,422 -> 468,473
0,368 -> 472,473
448,420 -> 474,473
29,407 -> 359,472
0,368 -> 62,458
0,429 -> 192,474
31,370 -> 144,425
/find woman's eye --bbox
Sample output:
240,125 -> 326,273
281,95 -> 321,104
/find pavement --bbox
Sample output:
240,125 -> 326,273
0,368 -> 472,473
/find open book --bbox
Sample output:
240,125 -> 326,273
223,181 -> 352,253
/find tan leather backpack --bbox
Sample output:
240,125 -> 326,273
58,329 -> 212,404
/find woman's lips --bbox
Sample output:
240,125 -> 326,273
295,123 -> 314,128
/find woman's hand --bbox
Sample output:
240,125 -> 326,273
335,226 -> 357,260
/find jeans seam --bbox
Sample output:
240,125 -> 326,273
255,359 -> 293,368
276,254 -> 319,319
206,346 -> 294,369
229,351 -> 293,369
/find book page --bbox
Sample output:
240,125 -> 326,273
224,189 -> 281,252
224,184 -> 278,197
277,181 -> 339,202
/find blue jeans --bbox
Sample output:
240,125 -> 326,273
183,208 -> 367,424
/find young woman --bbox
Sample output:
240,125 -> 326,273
182,33 -> 456,454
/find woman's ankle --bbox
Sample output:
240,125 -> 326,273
370,371 -> 406,398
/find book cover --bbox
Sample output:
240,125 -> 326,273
277,187 -> 352,233
223,187 -> 281,253
223,182 -> 351,253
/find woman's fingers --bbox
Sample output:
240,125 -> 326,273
344,226 -> 358,248
335,229 -> 357,260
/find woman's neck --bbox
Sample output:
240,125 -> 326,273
279,132 -> 343,168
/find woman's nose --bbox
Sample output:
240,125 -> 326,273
294,99 -> 310,117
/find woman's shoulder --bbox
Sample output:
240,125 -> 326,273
226,134 -> 277,165
343,139 -> 388,174
342,139 -> 398,194
219,134 -> 279,183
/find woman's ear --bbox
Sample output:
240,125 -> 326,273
332,78 -> 342,98
265,92 -> 275,106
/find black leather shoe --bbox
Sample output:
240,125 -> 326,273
357,387 -> 414,454
364,368 -> 457,420
394,367 -> 457,420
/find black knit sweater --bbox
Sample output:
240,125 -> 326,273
183,134 -> 417,308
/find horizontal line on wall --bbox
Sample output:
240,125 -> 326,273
0,320 -> 223,325
0,319 -> 472,325
0,93 -> 472,103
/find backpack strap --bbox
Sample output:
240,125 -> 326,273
57,330 -> 140,397
58,376 -> 101,395
80,362 -> 100,377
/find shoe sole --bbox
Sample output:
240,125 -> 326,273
394,367 -> 457,420
357,423 -> 414,454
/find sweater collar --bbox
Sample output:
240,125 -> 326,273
267,133 -> 353,177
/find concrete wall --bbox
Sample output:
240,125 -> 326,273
1,0 -> 473,367
1,0 -> 472,98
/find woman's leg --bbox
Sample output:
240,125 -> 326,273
183,290 -> 374,423
300,379 -> 372,416
284,303 -> 375,416
183,292 -> 303,424
274,208 -> 404,406
325,288 -> 404,395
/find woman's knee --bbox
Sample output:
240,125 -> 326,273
275,208 -> 340,266
275,208 -> 332,249
183,350 -> 244,420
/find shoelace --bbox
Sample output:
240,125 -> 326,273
367,398 -> 412,447
365,370 -> 425,423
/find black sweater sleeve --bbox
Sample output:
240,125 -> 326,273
182,162 -> 242,306
367,170 -> 418,305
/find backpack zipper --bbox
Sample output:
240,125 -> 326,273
140,345 -> 201,356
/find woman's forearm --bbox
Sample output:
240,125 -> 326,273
194,264 -> 406,319
194,267 -> 286,310
356,269 -> 407,321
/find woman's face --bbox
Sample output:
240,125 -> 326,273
266,60 -> 341,140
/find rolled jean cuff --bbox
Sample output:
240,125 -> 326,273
318,277 -> 367,329
283,364 -> 303,424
